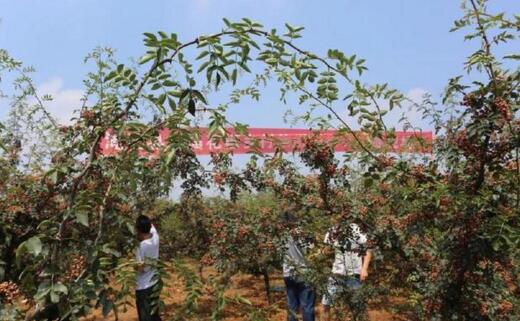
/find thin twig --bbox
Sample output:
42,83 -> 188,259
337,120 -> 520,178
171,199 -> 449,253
469,0 -> 497,90
282,40 -> 389,132
293,83 -> 378,159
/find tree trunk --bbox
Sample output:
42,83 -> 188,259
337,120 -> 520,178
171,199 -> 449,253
198,263 -> 204,282
262,269 -> 272,304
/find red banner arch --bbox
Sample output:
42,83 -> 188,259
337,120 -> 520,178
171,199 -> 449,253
99,128 -> 433,157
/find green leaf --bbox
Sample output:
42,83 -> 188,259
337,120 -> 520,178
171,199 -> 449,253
223,18 -> 231,27
234,295 -> 252,305
239,63 -> 251,73
104,71 -> 118,82
103,301 -> 114,317
26,236 -> 42,256
143,32 -> 157,40
157,93 -> 167,106
35,281 -> 51,301
163,80 -> 178,87
504,54 -> 520,60
188,99 -> 196,116
285,23 -> 295,32
50,168 -> 61,184
53,283 -> 68,295
197,61 -> 211,73
168,97 -> 177,111
196,51 -> 210,60
76,212 -> 89,227
15,244 -> 26,267
50,290 -> 59,303
231,69 -> 238,86
492,239 -> 501,251
179,89 -> 191,102
165,147 -> 176,166
126,222 -> 135,234
363,178 -> 374,188
216,73 -> 221,88
191,90 -> 208,105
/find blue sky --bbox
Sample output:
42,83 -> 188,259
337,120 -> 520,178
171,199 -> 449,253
1,0 -> 519,129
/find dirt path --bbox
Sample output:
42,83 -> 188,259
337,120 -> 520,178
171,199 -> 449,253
83,268 -> 400,321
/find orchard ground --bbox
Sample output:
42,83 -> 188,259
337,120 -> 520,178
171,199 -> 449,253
82,260 -> 404,321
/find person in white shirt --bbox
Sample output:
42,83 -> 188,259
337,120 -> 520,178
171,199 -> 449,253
283,213 -> 316,321
135,215 -> 161,321
321,224 -> 372,321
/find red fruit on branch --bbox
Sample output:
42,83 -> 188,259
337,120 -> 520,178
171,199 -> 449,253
498,300 -> 513,316
0,281 -> 22,304
212,220 -> 225,229
213,172 -> 226,185
325,164 -> 337,176
200,253 -> 215,266
64,255 -> 87,281
461,94 -> 473,107
494,97 -> 512,121
59,126 -> 71,134
238,226 -> 248,238
377,155 -> 395,168
80,109 -> 95,121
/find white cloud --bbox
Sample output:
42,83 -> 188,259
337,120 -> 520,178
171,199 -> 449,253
407,87 -> 428,103
34,77 -> 84,125
398,87 -> 433,131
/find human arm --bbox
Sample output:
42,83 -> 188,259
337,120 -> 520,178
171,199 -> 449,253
136,262 -> 145,273
135,247 -> 146,273
360,249 -> 372,281
150,224 -> 159,243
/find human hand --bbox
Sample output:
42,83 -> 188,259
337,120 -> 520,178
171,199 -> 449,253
360,268 -> 369,282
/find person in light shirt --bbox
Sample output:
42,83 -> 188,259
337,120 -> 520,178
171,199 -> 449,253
282,212 -> 316,321
135,215 -> 161,321
321,224 -> 372,321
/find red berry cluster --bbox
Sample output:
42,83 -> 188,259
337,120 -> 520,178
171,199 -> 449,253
494,97 -> 512,121
0,281 -> 21,304
64,255 -> 87,282
200,253 -> 216,266
300,134 -> 335,172
80,109 -> 95,120
377,155 -> 395,169
461,93 -> 479,108
452,129 -> 484,160
213,171 -> 227,186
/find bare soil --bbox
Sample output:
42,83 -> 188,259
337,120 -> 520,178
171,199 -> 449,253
83,266 -> 405,321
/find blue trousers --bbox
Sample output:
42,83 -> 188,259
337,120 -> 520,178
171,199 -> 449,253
322,275 -> 361,306
284,276 -> 316,321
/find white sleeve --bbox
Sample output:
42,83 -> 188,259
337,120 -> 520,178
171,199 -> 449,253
323,232 -> 331,245
353,225 -> 367,245
151,225 -> 159,242
358,232 -> 367,245
136,247 -> 143,262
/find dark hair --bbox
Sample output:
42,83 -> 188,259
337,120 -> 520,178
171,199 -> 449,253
135,215 -> 152,234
